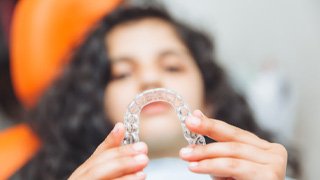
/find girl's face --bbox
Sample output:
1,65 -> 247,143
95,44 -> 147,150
104,18 -> 206,158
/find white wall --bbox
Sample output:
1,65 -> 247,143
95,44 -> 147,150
160,0 -> 320,179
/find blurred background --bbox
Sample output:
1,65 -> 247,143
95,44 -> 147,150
1,0 -> 319,179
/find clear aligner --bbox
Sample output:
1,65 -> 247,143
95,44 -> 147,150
123,88 -> 206,145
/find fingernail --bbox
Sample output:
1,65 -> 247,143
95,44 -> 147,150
188,116 -> 201,126
112,123 -> 121,134
189,162 -> 198,167
134,154 -> 148,164
136,171 -> 145,178
194,110 -> 204,119
180,147 -> 193,156
133,142 -> 146,153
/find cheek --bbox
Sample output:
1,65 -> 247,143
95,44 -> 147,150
164,69 -> 205,112
104,82 -> 138,124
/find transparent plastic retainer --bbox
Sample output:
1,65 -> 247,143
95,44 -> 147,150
123,88 -> 206,145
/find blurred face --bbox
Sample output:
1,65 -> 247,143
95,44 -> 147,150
104,18 -> 206,158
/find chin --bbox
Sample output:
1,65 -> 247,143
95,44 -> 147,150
140,124 -> 187,150
141,131 -> 187,157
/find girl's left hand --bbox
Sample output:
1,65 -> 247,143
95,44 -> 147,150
179,110 -> 288,180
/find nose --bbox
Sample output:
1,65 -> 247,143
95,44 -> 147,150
138,66 -> 162,91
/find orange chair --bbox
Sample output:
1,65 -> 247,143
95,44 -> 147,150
0,124 -> 40,180
1,0 -> 122,179
11,0 -> 122,108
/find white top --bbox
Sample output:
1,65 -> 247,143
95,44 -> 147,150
144,158 -> 295,180
144,158 -> 211,180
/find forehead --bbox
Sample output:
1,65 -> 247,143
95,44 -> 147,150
105,18 -> 187,58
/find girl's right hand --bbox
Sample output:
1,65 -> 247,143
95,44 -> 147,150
68,123 -> 148,180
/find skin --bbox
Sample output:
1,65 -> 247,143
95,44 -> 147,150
69,18 -> 287,180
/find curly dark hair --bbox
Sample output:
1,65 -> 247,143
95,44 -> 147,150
0,20 -> 23,121
15,5 -> 299,179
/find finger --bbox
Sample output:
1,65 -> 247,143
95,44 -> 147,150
188,157 -> 265,180
114,171 -> 146,180
94,122 -> 125,155
92,142 -> 148,166
87,154 -> 149,179
180,142 -> 274,164
186,110 -> 270,149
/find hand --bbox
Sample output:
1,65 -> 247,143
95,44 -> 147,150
179,110 -> 287,180
69,123 -> 148,180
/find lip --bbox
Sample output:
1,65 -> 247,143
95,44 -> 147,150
141,101 -> 170,116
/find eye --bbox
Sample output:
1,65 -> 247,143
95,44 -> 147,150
112,72 -> 131,80
110,61 -> 133,81
164,65 -> 182,73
